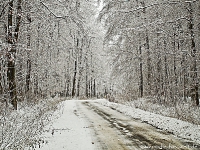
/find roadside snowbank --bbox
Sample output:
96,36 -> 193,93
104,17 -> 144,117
96,99 -> 200,144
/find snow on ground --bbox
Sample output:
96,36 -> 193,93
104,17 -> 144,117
96,99 -> 200,145
34,99 -> 200,149
35,100 -> 95,150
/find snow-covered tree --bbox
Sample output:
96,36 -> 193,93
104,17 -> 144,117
98,0 -> 199,105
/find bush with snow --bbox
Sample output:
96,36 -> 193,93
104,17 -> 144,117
0,98 -> 63,150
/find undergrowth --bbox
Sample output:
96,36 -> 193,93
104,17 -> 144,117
0,97 -> 64,150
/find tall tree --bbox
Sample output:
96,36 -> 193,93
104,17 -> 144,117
187,1 -> 199,106
7,0 -> 22,109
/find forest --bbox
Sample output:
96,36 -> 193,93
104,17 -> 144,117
0,0 -> 199,110
0,0 -> 199,149
0,0 -> 107,110
99,0 -> 200,106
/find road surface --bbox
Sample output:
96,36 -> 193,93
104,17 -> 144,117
37,100 -> 200,150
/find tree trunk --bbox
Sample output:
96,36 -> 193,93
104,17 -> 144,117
7,0 -> 22,110
26,13 -> 31,95
0,63 -> 3,94
66,77 -> 70,97
163,39 -> 169,102
72,61 -> 77,97
85,55 -> 89,98
187,2 -> 199,106
66,60 -> 70,97
77,78 -> 80,97
146,30 -> 151,96
173,31 -> 177,87
93,79 -> 96,97
34,23 -> 40,96
139,45 -> 143,98
90,77 -> 93,97
85,74 -> 88,97
77,39 -> 83,97
181,51 -> 187,101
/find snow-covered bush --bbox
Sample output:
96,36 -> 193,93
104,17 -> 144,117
0,98 -> 63,150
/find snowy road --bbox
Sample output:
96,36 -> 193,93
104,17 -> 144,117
37,100 -> 200,150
